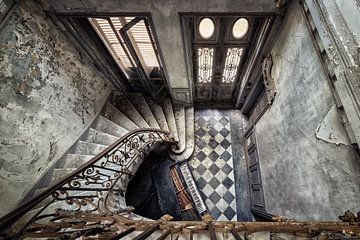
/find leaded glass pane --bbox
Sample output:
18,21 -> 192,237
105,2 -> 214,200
198,48 -> 214,83
222,48 -> 243,83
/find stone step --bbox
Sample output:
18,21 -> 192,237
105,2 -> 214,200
145,96 -> 170,132
103,103 -> 139,131
27,198 -> 100,224
170,107 -> 195,162
9,204 -> 52,232
34,187 -> 48,198
51,167 -> 116,185
51,167 -> 120,189
172,104 -> 186,153
162,98 -> 179,142
63,154 -> 95,168
50,168 -> 78,186
35,187 -> 100,201
127,93 -> 160,129
95,115 -> 129,138
112,94 -> 149,128
86,128 -> 119,146
31,188 -> 55,209
75,141 -> 108,156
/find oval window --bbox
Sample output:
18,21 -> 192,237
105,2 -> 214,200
199,18 -> 215,39
232,18 -> 249,39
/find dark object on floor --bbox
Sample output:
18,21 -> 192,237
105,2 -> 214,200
125,149 -> 183,220
339,210 -> 360,222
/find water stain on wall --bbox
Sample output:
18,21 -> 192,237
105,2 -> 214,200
0,0 -> 113,216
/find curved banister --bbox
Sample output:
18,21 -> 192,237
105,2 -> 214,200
0,128 -> 173,234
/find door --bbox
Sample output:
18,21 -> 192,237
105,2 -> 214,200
246,132 -> 266,211
192,16 -> 258,106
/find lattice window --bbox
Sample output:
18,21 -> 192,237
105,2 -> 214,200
198,48 -> 214,83
128,19 -> 159,67
89,16 -> 159,78
222,48 -> 243,83
90,18 -> 134,77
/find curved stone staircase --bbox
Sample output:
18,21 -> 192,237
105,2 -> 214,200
32,92 -> 194,200
1,93 -> 356,239
0,92 -> 197,237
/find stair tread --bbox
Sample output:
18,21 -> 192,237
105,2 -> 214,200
172,104 -> 186,153
127,93 -> 160,129
145,96 -> 170,132
96,115 -> 129,138
104,103 -> 139,131
162,98 -> 179,142
34,187 -> 48,197
63,154 -> 95,168
170,107 -> 195,161
112,94 -> 150,128
76,141 -> 108,156
50,168 -> 78,186
86,128 -> 119,146
35,186 -> 97,198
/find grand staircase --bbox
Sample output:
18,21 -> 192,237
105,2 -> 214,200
31,92 -> 195,200
0,92 -> 357,239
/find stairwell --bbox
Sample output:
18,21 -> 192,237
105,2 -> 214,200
2,0 -> 360,238
28,91 -> 195,202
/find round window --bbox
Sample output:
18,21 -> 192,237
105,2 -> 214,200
232,18 -> 249,39
199,18 -> 215,39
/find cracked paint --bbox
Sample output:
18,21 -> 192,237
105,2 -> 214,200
0,0 -> 113,216
255,2 -> 360,221
316,104 -> 350,145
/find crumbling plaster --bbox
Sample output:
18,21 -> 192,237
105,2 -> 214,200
0,0 -> 113,216
255,2 -> 360,221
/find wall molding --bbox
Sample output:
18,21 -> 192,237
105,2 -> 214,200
303,0 -> 360,146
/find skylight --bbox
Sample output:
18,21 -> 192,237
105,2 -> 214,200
222,48 -> 243,83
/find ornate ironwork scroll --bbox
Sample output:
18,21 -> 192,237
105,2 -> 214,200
222,48 -> 243,83
198,48 -> 214,83
262,54 -> 276,104
0,129 -> 173,239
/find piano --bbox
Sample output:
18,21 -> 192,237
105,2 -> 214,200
179,163 -> 207,215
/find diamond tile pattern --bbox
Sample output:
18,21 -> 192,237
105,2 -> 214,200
189,115 -> 237,221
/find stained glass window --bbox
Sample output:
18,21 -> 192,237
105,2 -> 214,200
222,48 -> 243,83
198,48 -> 214,83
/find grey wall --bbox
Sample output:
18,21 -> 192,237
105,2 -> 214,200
0,1 -> 113,216
255,2 -> 360,221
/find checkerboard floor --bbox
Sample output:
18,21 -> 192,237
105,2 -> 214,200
189,112 -> 237,221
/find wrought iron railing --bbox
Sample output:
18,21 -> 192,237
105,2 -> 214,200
0,128 -> 359,239
0,128 -> 173,239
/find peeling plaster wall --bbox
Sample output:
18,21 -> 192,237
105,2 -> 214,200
0,1 -> 113,216
254,2 -> 360,220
